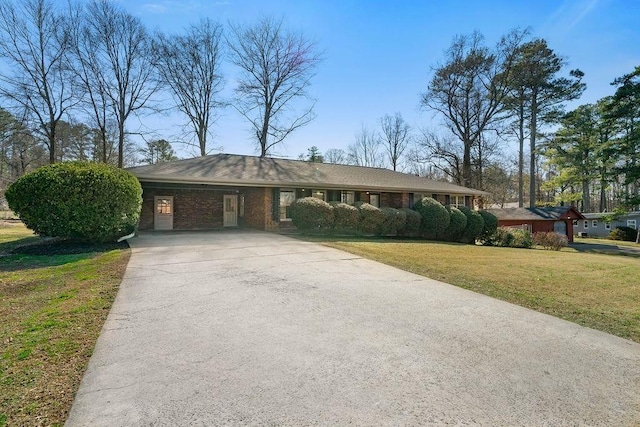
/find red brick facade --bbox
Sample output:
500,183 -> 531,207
138,184 -> 479,232
139,187 -> 225,230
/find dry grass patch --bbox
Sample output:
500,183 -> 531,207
0,223 -> 130,426
313,238 -> 640,343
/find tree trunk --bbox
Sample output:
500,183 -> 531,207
118,121 -> 124,168
582,179 -> 590,212
518,102 -> 525,207
529,95 -> 538,208
462,142 -> 472,188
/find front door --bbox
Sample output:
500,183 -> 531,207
154,196 -> 173,230
223,195 -> 238,227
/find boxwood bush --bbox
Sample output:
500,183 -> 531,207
380,207 -> 405,236
354,202 -> 386,235
289,197 -> 334,231
438,206 -> 467,242
413,197 -> 450,239
457,206 -> 484,244
478,210 -> 498,243
5,161 -> 142,243
329,202 -> 359,234
398,208 -> 421,237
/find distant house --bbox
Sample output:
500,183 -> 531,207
127,154 -> 486,232
576,211 -> 640,238
485,206 -> 584,243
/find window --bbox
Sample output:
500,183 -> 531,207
279,189 -> 296,220
628,219 -> 637,230
605,222 -> 611,230
584,220 -> 589,229
312,190 -> 325,200
156,198 -> 172,214
369,194 -> 380,208
592,220 -> 598,227
341,191 -> 355,204
572,220 -> 578,226
451,195 -> 465,207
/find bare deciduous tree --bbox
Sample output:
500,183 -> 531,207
154,19 -> 224,156
0,0 -> 74,164
227,16 -> 322,157
324,148 -> 347,164
380,112 -> 411,171
347,126 -> 383,167
421,29 -> 528,188
83,0 -> 158,168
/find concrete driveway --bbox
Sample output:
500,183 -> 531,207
66,231 -> 640,426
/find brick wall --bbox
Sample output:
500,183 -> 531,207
139,186 -> 224,230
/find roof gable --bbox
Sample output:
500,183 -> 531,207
127,153 -> 487,195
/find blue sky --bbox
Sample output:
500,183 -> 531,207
101,0 -> 639,159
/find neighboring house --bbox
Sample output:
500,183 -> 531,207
485,206 -> 584,243
577,211 -> 640,238
127,153 -> 486,232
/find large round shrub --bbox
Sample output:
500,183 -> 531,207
438,206 -> 467,242
608,226 -> 638,242
398,208 -> 421,237
329,202 -> 359,234
354,202 -> 386,235
289,197 -> 334,231
5,161 -> 142,243
478,210 -> 498,243
380,207 -> 405,236
413,197 -> 450,239
457,206 -> 484,244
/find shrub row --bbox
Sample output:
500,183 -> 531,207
289,196 -> 498,244
484,227 -> 533,248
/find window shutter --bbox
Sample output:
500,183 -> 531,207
272,188 -> 280,221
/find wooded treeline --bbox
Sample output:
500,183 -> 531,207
316,30 -> 638,212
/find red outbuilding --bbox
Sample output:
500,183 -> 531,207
485,206 -> 585,243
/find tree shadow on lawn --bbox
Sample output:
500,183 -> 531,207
0,238 -> 129,271
569,242 -> 640,258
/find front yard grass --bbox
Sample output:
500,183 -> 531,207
309,237 -> 640,343
0,223 -> 130,426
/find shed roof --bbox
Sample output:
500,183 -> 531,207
485,206 -> 584,221
127,153 -> 487,195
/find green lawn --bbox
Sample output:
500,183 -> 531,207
0,223 -> 130,426
578,237 -> 640,248
305,236 -> 640,343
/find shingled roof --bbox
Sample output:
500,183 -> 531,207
485,206 -> 584,221
127,153 -> 487,195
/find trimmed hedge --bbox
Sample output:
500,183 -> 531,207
380,207 -> 405,236
458,206 -> 484,244
5,161 -> 142,243
289,197 -> 334,231
413,197 -> 450,239
354,202 -> 386,235
478,210 -> 498,243
438,206 -> 467,242
398,208 -> 421,237
329,202 -> 359,234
